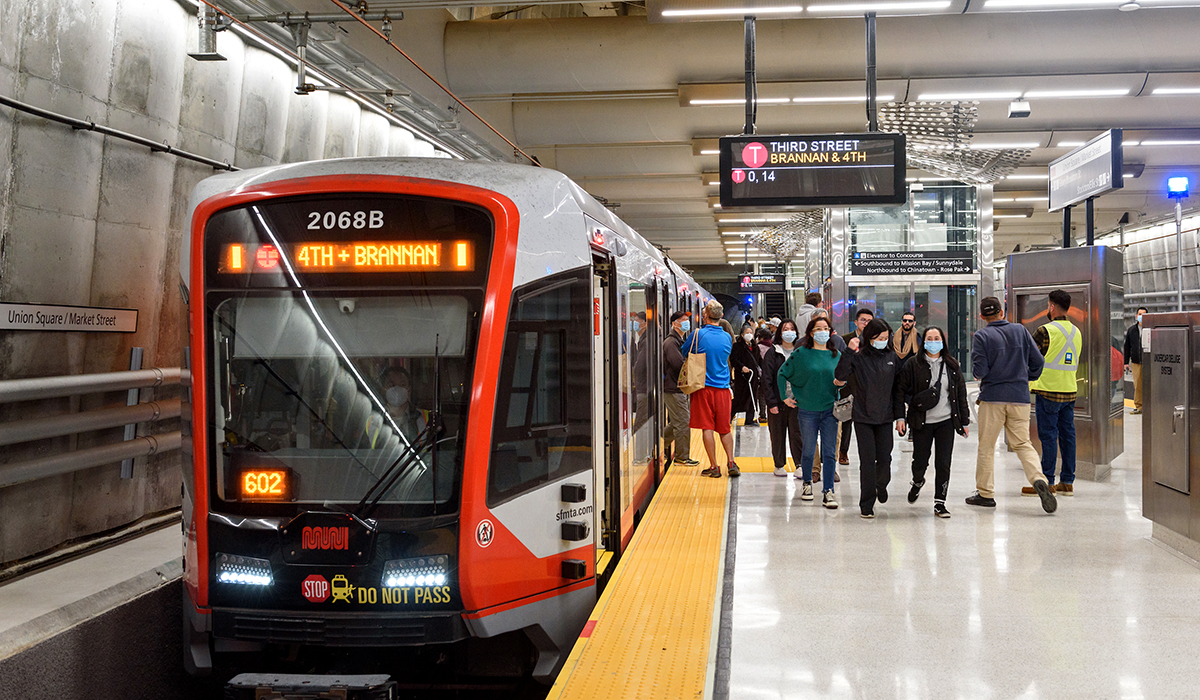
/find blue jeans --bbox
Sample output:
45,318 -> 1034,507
797,408 -> 838,493
1035,394 -> 1076,485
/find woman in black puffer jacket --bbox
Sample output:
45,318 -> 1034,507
834,318 -> 905,519
894,326 -> 971,519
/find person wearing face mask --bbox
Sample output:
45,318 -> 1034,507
837,306 -> 875,466
760,319 -> 804,478
894,327 -> 971,518
807,309 -> 845,483
777,317 -> 841,508
379,366 -> 427,444
730,323 -> 761,426
1123,306 -> 1148,414
662,311 -> 699,467
835,319 -> 905,519
754,328 -> 774,424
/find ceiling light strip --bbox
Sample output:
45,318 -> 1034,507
663,6 -> 803,16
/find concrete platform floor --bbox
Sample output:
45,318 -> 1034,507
727,410 -> 1200,700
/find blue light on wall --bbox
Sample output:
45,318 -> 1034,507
1168,176 -> 1189,198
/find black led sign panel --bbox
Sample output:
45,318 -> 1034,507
719,133 -> 907,208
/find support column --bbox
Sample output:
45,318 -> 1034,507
744,16 -> 756,136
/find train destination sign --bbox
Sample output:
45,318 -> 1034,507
1049,129 -> 1123,212
719,133 -> 907,207
739,273 -> 784,292
849,251 -> 975,276
219,240 -> 476,273
0,302 -> 138,333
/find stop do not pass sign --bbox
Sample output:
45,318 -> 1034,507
302,574 -> 330,603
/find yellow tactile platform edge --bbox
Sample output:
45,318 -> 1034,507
547,430 -> 731,700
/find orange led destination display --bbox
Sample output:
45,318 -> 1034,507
219,241 -> 475,273
239,468 -> 291,501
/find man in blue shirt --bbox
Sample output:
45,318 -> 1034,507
967,296 -> 1056,513
684,299 -> 739,478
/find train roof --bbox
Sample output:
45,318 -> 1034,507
182,157 -> 697,292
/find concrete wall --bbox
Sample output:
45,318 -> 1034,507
0,0 -> 439,567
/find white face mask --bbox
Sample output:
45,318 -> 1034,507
743,333 -> 754,342
386,386 -> 409,407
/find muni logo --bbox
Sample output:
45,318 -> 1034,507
302,526 -> 350,551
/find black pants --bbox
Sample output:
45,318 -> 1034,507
911,418 -> 955,503
855,421 -> 893,512
839,418 -> 853,456
768,404 -> 803,470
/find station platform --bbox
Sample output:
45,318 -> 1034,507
551,409 -> 1200,700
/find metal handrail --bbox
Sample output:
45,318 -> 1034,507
0,368 -> 186,488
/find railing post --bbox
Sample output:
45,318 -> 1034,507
121,347 -> 144,478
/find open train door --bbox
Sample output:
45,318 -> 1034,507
591,255 -> 620,588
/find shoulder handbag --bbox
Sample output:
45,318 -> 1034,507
832,394 -> 854,422
912,360 -> 945,412
677,330 -> 707,395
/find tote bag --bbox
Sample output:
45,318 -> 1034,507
677,330 -> 707,395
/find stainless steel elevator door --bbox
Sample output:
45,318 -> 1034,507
1151,327 -> 1189,494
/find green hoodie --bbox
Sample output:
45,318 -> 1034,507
777,346 -> 840,412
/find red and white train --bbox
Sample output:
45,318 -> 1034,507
179,158 -> 712,682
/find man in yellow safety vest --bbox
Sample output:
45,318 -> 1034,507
1025,289 -> 1081,497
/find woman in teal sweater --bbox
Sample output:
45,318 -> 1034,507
778,316 -> 841,509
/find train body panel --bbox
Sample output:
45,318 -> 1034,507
180,157 -> 710,682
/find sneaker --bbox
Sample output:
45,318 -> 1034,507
877,487 -> 889,504
838,452 -> 850,465
793,468 -> 805,480
860,509 -> 875,519
1130,408 -> 1142,415
1058,483 -> 1074,496
966,492 -> 997,508
1020,485 -> 1041,497
700,466 -> 720,478
727,463 -> 741,478
677,458 -> 700,466
1033,479 -> 1058,513
934,502 -> 951,518
801,482 -> 814,501
773,467 -> 787,477
813,469 -> 821,481
834,470 -> 841,483
823,491 -> 839,510
908,480 -> 924,504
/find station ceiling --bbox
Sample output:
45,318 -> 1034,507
268,1 -> 1200,269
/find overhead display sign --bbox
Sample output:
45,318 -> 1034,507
1049,129 -> 1123,212
739,274 -> 784,292
218,241 -> 475,274
719,133 -> 907,207
849,251 -> 975,276
0,302 -> 138,333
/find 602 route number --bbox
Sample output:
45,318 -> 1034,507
307,210 -> 384,231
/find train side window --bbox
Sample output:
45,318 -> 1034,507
488,269 -> 590,507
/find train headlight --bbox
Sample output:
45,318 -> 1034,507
215,553 -> 274,586
382,555 -> 450,588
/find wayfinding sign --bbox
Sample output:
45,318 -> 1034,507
0,302 -> 138,332
719,133 -> 907,208
739,274 -> 784,292
849,251 -> 975,276
1049,129 -> 1123,212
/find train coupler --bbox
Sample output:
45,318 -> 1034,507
224,674 -> 395,700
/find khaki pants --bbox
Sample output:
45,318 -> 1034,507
975,402 -> 1046,499
1131,362 -> 1143,410
664,393 -> 691,461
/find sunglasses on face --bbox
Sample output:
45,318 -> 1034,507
902,319 -> 915,324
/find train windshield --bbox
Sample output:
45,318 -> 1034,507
202,194 -> 493,516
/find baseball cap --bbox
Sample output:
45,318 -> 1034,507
979,297 -> 1003,316
769,317 -> 781,325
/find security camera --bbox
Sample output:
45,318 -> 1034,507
1008,100 -> 1031,119
338,299 -> 356,314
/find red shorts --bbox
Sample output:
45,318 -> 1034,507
689,386 -> 733,434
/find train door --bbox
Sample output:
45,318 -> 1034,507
655,281 -> 670,485
591,258 -> 619,584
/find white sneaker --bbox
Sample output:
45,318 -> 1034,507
773,467 -> 787,477
801,482 -> 814,501
793,468 -> 804,480
823,491 -> 839,510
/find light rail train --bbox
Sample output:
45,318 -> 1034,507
178,158 -> 713,683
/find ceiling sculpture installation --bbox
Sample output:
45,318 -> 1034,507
878,100 -> 1032,185
747,210 -> 826,261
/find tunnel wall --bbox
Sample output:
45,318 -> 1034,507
0,0 -> 443,567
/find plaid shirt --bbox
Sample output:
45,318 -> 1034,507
1032,316 -> 1077,403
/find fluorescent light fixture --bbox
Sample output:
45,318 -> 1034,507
969,142 -> 1041,150
1014,196 -> 1048,201
808,0 -> 951,10
993,197 -> 1015,202
791,94 -> 895,103
700,149 -> 720,155
984,0 -> 1125,7
719,218 -> 767,223
713,204 -> 722,208
917,91 -> 1021,101
1153,87 -> 1200,95
1023,88 -> 1129,98
994,213 -> 1032,218
1140,140 -> 1200,146
663,6 -> 803,16
1055,141 -> 1085,148
1006,174 -> 1050,180
1123,173 -> 1135,178
689,97 -> 791,105
707,180 -> 721,186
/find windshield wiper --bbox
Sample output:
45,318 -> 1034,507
352,421 -> 438,519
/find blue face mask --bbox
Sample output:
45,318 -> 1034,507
632,321 -> 640,332
812,330 -> 829,345
871,339 -> 888,350
925,340 -> 944,356
1137,314 -> 1143,323
782,330 -> 799,344
680,320 -> 691,333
